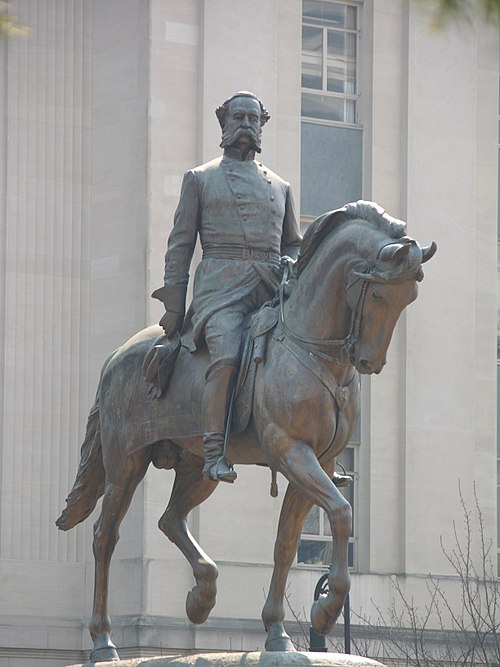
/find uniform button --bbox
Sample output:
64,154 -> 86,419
242,215 -> 248,221
270,196 -> 275,201
236,193 -> 242,199
267,179 -> 272,184
263,170 -> 267,175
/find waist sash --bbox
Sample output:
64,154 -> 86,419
203,244 -> 280,265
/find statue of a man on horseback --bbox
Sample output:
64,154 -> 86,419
57,177 -> 436,660
152,91 -> 302,483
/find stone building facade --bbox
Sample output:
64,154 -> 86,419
0,1 -> 498,665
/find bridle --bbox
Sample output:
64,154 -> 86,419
278,244 -> 384,366
277,274 -> 365,366
278,238 -> 423,367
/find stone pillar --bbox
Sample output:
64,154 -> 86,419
0,1 -> 149,663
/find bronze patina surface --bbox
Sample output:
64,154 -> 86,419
57,97 -> 436,664
152,91 -> 302,484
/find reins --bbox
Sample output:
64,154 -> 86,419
278,236 -> 421,365
277,262 -> 370,367
270,237 -> 424,493
270,252 -> 378,469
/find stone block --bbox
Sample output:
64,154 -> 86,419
68,651 -> 386,667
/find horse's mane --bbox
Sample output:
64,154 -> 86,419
296,201 -> 407,276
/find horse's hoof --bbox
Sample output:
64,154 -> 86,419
186,588 -> 214,624
265,625 -> 297,652
90,634 -> 119,663
311,596 -> 337,636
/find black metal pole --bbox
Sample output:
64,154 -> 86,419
343,593 -> 351,654
309,574 -> 351,653
309,626 -> 327,652
309,573 -> 328,652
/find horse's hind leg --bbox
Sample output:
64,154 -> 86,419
158,452 -> 219,624
89,448 -> 151,663
262,482 -> 315,651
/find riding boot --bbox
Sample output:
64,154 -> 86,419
202,365 -> 237,483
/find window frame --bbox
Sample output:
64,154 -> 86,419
301,0 -> 362,128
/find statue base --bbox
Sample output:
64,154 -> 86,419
69,650 -> 387,667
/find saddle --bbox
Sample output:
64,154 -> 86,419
141,302 -> 279,433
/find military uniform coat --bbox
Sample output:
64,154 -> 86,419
160,150 -> 302,348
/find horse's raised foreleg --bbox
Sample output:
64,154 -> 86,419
158,452 -> 219,624
274,444 -> 351,638
261,483 -> 315,651
89,449 -> 151,663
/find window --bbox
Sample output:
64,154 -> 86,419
300,0 -> 363,217
298,5 -> 363,568
301,0 -> 359,124
297,441 -> 359,570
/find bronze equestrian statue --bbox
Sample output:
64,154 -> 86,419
152,91 -> 302,483
56,94 -> 437,664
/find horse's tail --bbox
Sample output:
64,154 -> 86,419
56,390 -> 105,531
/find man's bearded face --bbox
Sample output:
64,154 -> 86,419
220,97 -> 263,153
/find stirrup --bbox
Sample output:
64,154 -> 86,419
333,471 -> 353,488
203,456 -> 237,483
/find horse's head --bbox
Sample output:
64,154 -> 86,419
346,236 -> 437,374
293,201 -> 437,375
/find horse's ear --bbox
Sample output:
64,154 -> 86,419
378,242 -> 411,262
421,241 -> 437,263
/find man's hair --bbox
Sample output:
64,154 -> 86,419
215,91 -> 271,129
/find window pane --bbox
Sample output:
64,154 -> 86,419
298,540 -> 355,568
324,511 -> 331,536
327,30 -> 356,95
350,415 -> 361,444
297,539 -> 333,565
303,505 -> 320,534
345,99 -> 356,124
348,541 -> 354,568
301,122 -> 362,214
303,0 -> 357,30
301,92 -> 346,122
340,484 -> 353,506
337,446 -> 354,472
346,5 -> 357,30
302,25 -> 323,90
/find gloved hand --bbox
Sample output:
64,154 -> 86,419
280,255 -> 297,268
280,255 -> 297,282
159,310 -> 183,338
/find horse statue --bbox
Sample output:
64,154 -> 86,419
56,201 -> 436,663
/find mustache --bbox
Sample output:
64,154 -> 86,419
220,126 -> 262,152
